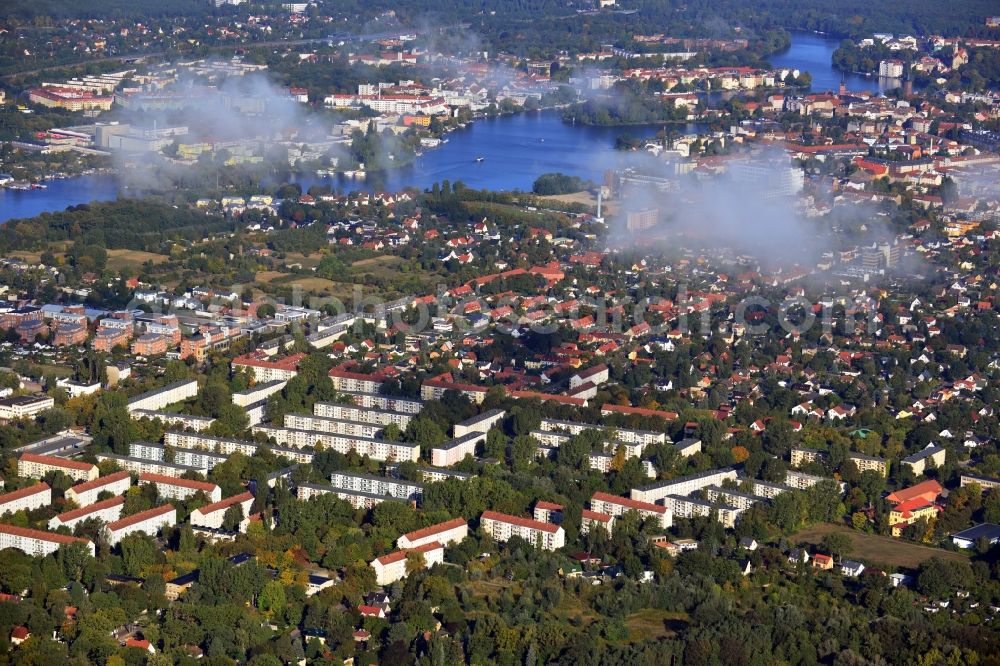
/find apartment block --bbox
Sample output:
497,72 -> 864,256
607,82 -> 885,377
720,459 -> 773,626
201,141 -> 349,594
328,369 -> 384,394
97,453 -> 207,478
190,492 -> 254,531
232,352 -> 306,383
252,425 -> 419,462
371,541 -> 444,585
431,432 -> 485,467
139,473 -> 222,503
790,447 -> 826,467
126,380 -> 198,413
313,402 -> 414,429
580,509 -> 615,536
784,470 -> 828,490
162,431 -> 315,465
49,496 -> 125,531
902,445 -> 946,476
18,453 -> 98,482
296,483 -> 406,510
538,418 -> 666,448
0,523 -> 94,557
418,468 -> 473,484
0,395 -> 55,421
232,380 -> 286,407
329,471 -> 423,503
849,453 -> 888,476
104,504 -> 177,545
590,491 -> 671,529
283,413 -> 384,439
533,501 -> 564,525
0,482 -> 52,516
65,471 -> 131,507
663,494 -> 742,528
453,409 -> 505,438
704,485 -> 767,511
340,390 -> 422,414
480,510 -> 566,551
396,517 -> 468,550
630,468 -> 738,505
129,410 -> 216,432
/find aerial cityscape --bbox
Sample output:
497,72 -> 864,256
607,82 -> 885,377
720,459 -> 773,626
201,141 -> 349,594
1,0 -> 1000,664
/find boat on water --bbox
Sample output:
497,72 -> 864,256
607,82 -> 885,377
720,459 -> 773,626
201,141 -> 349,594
475,157 -> 485,163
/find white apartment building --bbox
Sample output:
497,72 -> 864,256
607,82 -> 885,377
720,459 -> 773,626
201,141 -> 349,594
538,418 -> 665,448
480,510 -> 566,551
431,432 -> 486,467
329,471 -> 423,503
232,354 -> 303,383
0,482 -> 52,516
190,491 -> 254,531
130,441 -> 228,471
339,391 -> 423,414
232,380 -> 287,407
662,494 -> 742,528
533,501 -> 563,525
283,413 -> 384,439
590,492 -> 672,529
371,541 -> 444,586
739,478 -> 792,500
580,509 -> 615,536
65,471 -> 131,507
0,523 -> 94,557
95,453 -> 206,478
396,517 -> 468,550
18,453 -> 99,482
129,410 -> 216,432
313,402 -> 414,429
126,379 -> 198,413
0,395 -> 55,421
252,425 -> 419,462
296,483 -> 406,510
784,470 -> 828,490
588,453 -> 656,478
453,409 -> 505,438
140,473 -> 221,503
703,485 -> 767,511
630,468 -> 738,504
103,504 -> 177,545
162,431 -> 314,465
48,496 -> 124,531
419,468 -> 472,484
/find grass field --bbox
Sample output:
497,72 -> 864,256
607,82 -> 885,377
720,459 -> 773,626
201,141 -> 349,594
106,249 -> 169,271
254,271 -> 286,283
792,523 -> 967,570
623,609 -> 688,642
540,191 -> 618,215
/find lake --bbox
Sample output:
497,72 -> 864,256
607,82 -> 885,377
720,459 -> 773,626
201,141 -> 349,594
771,31 -> 903,94
0,31 -> 884,223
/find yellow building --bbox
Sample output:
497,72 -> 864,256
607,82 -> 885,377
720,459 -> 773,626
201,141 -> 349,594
889,498 -> 939,537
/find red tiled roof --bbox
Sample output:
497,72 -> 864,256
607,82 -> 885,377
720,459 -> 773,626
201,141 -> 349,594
19,452 -> 96,472
591,491 -> 667,514
581,509 -> 613,523
886,479 -> 943,504
0,482 -> 50,505
106,504 -> 174,531
535,501 -> 564,511
0,523 -> 91,546
375,541 -> 443,566
139,473 -> 218,493
194,491 -> 253,516
481,510 -> 559,534
400,517 -> 466,543
53,496 -> 124,522
67,471 -> 130,495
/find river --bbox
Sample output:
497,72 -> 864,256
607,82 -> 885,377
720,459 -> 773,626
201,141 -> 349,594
0,31 -> 884,223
